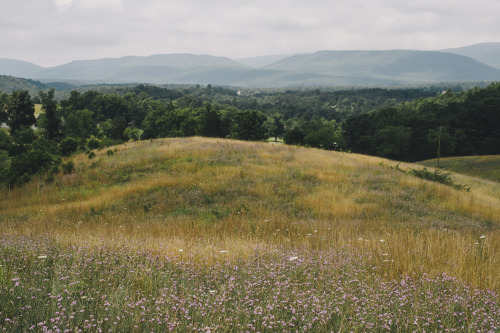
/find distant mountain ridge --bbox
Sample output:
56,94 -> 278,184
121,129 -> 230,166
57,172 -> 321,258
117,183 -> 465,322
1,44 -> 500,87
443,43 -> 500,69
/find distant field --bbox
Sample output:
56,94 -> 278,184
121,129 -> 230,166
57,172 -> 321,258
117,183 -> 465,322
1,137 -> 499,331
419,155 -> 500,183
34,103 -> 43,117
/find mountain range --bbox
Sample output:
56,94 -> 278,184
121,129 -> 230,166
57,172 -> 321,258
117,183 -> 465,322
1,43 -> 500,88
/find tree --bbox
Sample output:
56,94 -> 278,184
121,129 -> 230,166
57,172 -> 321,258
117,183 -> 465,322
374,125 -> 412,160
231,110 -> 268,141
266,114 -> 285,142
38,89 -> 62,140
0,91 -> 8,123
59,137 -> 79,156
5,90 -> 36,135
64,109 -> 96,139
284,126 -> 305,145
201,104 -> 222,138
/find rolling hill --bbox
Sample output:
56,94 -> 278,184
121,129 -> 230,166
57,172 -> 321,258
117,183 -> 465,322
1,137 -> 499,331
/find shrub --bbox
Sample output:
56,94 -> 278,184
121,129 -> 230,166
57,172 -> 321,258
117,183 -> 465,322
86,137 -> 101,150
62,161 -> 75,174
59,137 -> 79,156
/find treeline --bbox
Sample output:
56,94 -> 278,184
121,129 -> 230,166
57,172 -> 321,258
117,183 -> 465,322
343,83 -> 500,161
1,83 -> 499,187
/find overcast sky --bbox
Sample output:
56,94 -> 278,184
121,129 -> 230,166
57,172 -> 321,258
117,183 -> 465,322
1,0 -> 499,67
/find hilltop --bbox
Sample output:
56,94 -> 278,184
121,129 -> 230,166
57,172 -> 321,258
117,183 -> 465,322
1,137 -> 499,331
1,137 -> 498,288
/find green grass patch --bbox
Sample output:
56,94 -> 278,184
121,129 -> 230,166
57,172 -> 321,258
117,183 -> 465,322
419,155 -> 500,183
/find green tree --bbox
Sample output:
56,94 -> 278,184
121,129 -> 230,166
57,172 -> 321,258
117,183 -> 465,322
64,109 -> 96,139
374,125 -> 412,160
284,126 -> 305,145
59,137 -> 79,156
232,110 -> 267,141
201,104 -> 222,138
124,127 -> 143,141
266,114 -> 285,142
38,88 -> 62,140
5,90 -> 36,135
0,91 -> 8,123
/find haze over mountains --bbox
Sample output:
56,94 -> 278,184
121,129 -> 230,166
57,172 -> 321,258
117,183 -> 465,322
1,43 -> 500,87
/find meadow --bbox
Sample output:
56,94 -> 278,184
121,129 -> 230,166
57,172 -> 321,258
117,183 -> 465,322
1,137 -> 499,332
419,155 -> 500,183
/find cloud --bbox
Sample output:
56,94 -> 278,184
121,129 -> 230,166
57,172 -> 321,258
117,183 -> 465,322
1,0 -> 499,66
54,0 -> 72,7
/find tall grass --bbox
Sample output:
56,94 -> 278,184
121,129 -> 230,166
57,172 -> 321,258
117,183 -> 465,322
1,137 -> 499,331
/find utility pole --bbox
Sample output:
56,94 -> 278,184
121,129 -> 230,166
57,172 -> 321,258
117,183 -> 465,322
437,126 -> 442,168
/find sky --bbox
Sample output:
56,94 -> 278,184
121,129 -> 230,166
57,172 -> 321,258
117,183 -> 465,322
1,0 -> 499,67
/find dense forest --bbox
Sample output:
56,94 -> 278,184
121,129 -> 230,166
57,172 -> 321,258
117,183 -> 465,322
1,82 -> 499,187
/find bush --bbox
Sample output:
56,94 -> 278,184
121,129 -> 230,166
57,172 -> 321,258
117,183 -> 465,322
87,137 -> 101,150
62,161 -> 75,174
407,168 -> 470,191
59,137 -> 79,156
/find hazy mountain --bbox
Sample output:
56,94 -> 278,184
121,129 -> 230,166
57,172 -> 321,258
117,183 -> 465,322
263,50 -> 500,83
443,43 -> 500,69
1,46 -> 500,87
36,54 -> 247,82
0,59 -> 43,78
235,55 -> 291,68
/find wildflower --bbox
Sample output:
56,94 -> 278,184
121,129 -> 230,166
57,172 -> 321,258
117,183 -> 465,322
358,237 -> 363,241
209,290 -> 216,294
178,249 -> 183,252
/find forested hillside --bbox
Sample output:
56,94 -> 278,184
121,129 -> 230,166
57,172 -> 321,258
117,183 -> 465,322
1,83 -> 499,187
343,83 -> 500,161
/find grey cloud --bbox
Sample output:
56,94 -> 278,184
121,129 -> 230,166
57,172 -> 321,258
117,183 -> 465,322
1,0 -> 499,66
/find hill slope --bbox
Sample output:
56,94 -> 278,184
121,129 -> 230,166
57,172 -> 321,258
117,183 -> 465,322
1,137 -> 499,289
0,58 -> 43,78
444,43 -> 500,69
419,155 -> 500,183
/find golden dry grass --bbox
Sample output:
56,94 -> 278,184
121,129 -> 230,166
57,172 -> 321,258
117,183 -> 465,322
1,137 -> 499,289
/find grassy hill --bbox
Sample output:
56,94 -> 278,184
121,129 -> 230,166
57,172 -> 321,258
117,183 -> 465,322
1,137 -> 499,331
419,155 -> 500,183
